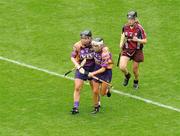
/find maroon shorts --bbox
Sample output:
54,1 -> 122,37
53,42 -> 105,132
121,49 -> 144,62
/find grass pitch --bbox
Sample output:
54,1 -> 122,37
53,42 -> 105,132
0,0 -> 179,135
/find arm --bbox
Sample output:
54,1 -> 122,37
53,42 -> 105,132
71,57 -> 81,69
119,33 -> 126,49
132,25 -> 147,44
138,38 -> 147,44
89,67 -> 106,77
71,43 -> 82,69
89,47 -> 111,77
132,37 -> 147,44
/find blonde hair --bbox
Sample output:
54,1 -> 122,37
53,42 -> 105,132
135,18 -> 140,24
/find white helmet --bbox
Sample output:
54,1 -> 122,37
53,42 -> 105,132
91,38 -> 104,52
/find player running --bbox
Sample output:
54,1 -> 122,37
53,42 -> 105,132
81,38 -> 113,114
70,30 -> 94,114
119,11 -> 147,89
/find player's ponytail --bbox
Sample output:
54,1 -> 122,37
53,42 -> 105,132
135,18 -> 140,24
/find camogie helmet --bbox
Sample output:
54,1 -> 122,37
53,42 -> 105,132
91,37 -> 104,52
80,30 -> 92,38
127,11 -> 137,19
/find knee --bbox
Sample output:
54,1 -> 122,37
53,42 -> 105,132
119,64 -> 126,71
75,86 -> 81,92
93,89 -> 99,95
100,88 -> 107,96
100,91 -> 106,96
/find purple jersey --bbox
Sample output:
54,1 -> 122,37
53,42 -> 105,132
71,41 -> 94,67
94,46 -> 113,70
79,47 -> 94,66
93,46 -> 113,83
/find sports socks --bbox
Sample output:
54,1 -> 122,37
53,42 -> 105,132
74,101 -> 79,108
134,80 -> 138,84
125,72 -> 131,79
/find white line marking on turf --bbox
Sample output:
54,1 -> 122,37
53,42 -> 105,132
0,56 -> 180,113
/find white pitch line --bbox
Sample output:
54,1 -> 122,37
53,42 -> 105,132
0,56 -> 180,113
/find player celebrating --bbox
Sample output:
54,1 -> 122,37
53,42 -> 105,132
87,38 -> 113,114
119,11 -> 147,89
71,30 -> 94,114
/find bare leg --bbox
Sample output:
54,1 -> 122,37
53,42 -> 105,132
92,81 -> 100,107
119,56 -> 131,86
73,79 -> 84,107
132,61 -> 139,89
119,56 -> 130,75
100,83 -> 108,96
133,61 -> 139,80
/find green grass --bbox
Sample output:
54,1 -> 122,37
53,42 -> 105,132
0,0 -> 179,135
0,60 -> 179,136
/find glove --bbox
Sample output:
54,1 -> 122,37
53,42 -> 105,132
79,68 -> 90,76
79,67 -> 85,74
87,72 -> 93,77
